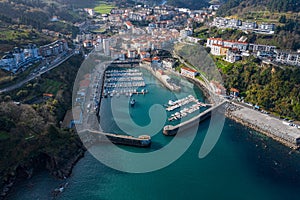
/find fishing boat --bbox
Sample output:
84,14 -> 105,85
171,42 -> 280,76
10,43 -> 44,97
130,99 -> 136,107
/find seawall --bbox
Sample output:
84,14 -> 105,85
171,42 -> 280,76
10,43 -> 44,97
226,102 -> 300,149
139,63 -> 181,92
80,129 -> 151,148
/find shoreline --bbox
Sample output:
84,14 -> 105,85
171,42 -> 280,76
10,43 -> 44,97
225,102 -> 300,150
139,63 -> 181,92
174,72 -> 300,150
4,62 -> 299,198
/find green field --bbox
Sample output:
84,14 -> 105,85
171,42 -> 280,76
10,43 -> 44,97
94,2 -> 115,14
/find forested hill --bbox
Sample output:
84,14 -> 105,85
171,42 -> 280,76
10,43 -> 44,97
165,0 -> 210,9
114,0 -> 225,10
218,0 -> 300,16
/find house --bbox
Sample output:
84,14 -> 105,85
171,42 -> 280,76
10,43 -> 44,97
125,21 -> 133,29
181,67 -> 198,78
257,51 -> 276,58
162,58 -> 175,69
83,40 -> 93,48
103,38 -> 111,56
127,49 -> 137,59
142,57 -> 152,64
0,52 -> 16,71
140,51 -> 150,59
13,47 -> 25,65
152,56 -> 162,67
210,44 -> 229,56
230,88 -> 239,97
180,28 -> 193,38
24,44 -> 39,59
275,50 -> 300,66
249,44 -> 276,52
186,36 -> 202,44
225,49 -> 242,63
39,40 -> 69,57
241,21 -> 258,30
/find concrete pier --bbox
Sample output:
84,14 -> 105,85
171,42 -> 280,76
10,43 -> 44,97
163,101 -> 226,136
80,129 -> 151,147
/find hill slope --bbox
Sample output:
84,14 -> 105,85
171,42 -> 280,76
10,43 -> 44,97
218,0 -> 300,16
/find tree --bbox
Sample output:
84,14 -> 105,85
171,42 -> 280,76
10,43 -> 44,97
279,15 -> 287,23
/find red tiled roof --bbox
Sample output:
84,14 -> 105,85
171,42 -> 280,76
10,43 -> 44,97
181,67 -> 197,73
125,21 -> 133,26
43,93 -> 54,97
142,58 -> 152,62
152,56 -> 160,61
230,88 -> 240,93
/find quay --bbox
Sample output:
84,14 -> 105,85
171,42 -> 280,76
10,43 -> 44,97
139,63 -> 181,92
79,129 -> 151,147
163,101 -> 226,136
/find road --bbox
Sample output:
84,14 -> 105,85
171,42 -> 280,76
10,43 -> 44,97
0,51 -> 74,94
172,51 -> 213,92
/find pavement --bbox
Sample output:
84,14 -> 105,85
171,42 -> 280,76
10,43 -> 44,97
229,102 -> 300,146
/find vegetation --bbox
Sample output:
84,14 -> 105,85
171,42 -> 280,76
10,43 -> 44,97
0,0 -> 84,52
94,1 -> 116,14
166,0 -> 210,9
216,56 -> 300,120
0,26 -> 54,55
0,54 -> 85,192
193,22 -> 300,51
218,0 -> 300,16
0,102 -> 84,191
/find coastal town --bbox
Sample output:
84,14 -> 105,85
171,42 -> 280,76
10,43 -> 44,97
1,0 -> 300,198
0,1 -> 300,147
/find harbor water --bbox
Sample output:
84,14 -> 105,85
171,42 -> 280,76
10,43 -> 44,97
7,67 -> 300,200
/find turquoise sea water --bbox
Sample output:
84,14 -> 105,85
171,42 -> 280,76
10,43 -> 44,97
7,68 -> 300,200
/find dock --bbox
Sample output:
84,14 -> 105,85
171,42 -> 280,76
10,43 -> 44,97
163,101 -> 226,136
102,68 -> 148,98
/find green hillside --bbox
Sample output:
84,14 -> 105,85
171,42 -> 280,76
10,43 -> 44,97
218,0 -> 300,16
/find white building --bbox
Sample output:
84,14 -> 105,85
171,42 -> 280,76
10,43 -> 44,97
180,28 -> 193,38
127,49 -> 136,59
162,58 -> 175,69
275,50 -> 300,66
13,47 -> 25,65
0,52 -> 16,71
225,49 -> 242,63
210,44 -> 229,56
24,44 -> 39,58
249,44 -> 276,52
39,40 -> 69,57
103,38 -> 111,56
186,36 -> 202,44
181,67 -> 198,78
94,43 -> 103,51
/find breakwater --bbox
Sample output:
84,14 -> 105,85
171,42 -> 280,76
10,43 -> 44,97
226,102 -> 300,149
79,129 -> 151,147
163,102 -> 226,136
